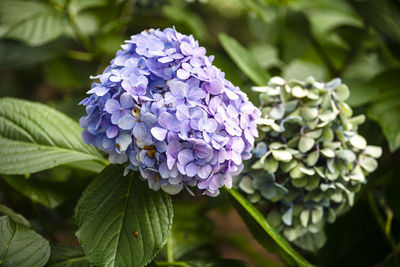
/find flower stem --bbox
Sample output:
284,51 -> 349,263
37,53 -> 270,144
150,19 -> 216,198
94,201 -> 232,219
167,231 -> 174,264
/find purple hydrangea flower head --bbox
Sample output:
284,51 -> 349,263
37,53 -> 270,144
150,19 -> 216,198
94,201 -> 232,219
79,28 -> 260,196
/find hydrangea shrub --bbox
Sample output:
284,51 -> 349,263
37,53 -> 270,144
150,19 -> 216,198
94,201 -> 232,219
237,76 -> 382,242
79,28 -> 260,196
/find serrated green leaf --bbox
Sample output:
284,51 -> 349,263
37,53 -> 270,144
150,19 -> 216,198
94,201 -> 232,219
48,244 -> 89,267
0,1 -> 68,46
75,165 -> 173,267
0,97 -> 106,175
0,216 -> 50,267
219,33 -> 269,86
227,188 -> 313,267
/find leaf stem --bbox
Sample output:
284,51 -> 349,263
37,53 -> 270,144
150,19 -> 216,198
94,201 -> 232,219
67,50 -> 94,61
367,192 -> 396,249
167,231 -> 174,264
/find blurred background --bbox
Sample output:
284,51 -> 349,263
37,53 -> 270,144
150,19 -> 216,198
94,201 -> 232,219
1,0 -> 400,266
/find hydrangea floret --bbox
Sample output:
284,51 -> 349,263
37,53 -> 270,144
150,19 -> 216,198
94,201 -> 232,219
236,76 -> 381,243
79,28 -> 260,196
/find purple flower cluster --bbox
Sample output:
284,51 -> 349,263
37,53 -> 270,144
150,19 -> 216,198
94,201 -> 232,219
79,28 -> 260,196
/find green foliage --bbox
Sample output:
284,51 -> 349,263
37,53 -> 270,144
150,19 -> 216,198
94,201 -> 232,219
219,33 -> 270,86
75,165 -> 174,267
0,215 -> 50,267
228,188 -> 313,267
0,0 -> 68,46
0,97 -> 106,175
2,175 -> 71,208
48,244 -> 90,267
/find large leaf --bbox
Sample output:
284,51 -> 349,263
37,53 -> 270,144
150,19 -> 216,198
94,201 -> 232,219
2,175 -> 71,209
48,244 -> 90,267
0,216 -> 50,267
75,165 -> 173,267
346,0 -> 400,44
0,40 -> 67,70
367,68 -> 400,152
227,188 -> 313,267
219,33 -> 270,86
0,97 -> 106,175
0,0 -> 68,46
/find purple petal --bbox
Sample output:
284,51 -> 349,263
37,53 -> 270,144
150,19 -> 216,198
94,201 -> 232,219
180,42 -> 193,56
198,118 -> 217,133
120,93 -> 134,109
198,164 -> 212,179
177,69 -> 190,80
118,115 -> 135,130
170,81 -> 188,97
105,99 -> 120,114
188,87 -> 206,101
205,79 -> 224,95
186,162 -> 199,177
158,56 -> 173,63
159,162 -> 170,178
106,126 -> 118,138
176,105 -> 190,121
193,141 -> 213,159
158,112 -> 174,128
178,149 -> 194,165
151,127 -> 168,141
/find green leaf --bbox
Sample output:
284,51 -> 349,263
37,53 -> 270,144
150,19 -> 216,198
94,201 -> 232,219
2,175 -> 71,209
299,136 -> 315,153
0,0 -> 68,46
163,6 -> 207,42
227,188 -> 314,267
0,216 -> 50,267
218,33 -> 269,86
48,244 -> 90,267
75,165 -> 173,267
367,69 -> 400,152
347,0 -> 400,44
0,97 -> 106,175
0,204 -> 30,228
69,0 -> 108,13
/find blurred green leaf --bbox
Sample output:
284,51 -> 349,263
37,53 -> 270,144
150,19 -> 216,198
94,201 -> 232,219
0,97 -> 106,175
0,215 -> 50,267
0,0 -> 68,46
0,204 -> 30,228
345,79 -> 380,107
227,188 -> 313,267
347,0 -> 400,44
163,5 -> 207,42
1,175 -> 71,209
316,201 -> 391,266
219,33 -> 269,86
0,40 -> 67,70
171,202 -> 213,260
367,68 -> 400,152
293,231 -> 327,253
75,165 -> 173,267
70,0 -> 108,14
48,244 -> 90,267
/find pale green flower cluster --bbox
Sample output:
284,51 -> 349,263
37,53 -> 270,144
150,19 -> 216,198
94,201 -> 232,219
238,76 -> 381,243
